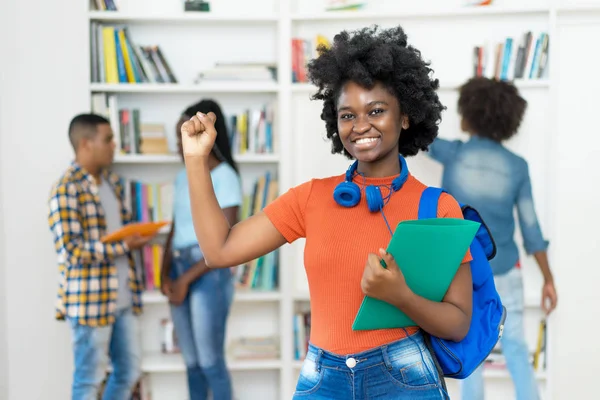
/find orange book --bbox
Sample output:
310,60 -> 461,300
101,221 -> 170,243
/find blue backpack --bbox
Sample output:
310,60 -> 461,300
418,187 -> 506,379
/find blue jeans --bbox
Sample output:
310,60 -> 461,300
169,243 -> 235,400
461,267 -> 539,400
294,330 -> 446,399
69,307 -> 141,400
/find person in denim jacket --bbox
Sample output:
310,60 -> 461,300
427,77 -> 558,400
160,99 -> 242,400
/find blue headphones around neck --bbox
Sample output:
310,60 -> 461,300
333,155 -> 409,212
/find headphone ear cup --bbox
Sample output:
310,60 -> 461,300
365,185 -> 384,212
333,181 -> 361,208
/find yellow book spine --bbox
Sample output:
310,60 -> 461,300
102,27 -> 119,84
153,244 -> 161,288
533,319 -> 545,370
117,29 -> 136,83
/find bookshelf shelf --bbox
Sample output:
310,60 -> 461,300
142,290 -> 281,305
290,6 -> 549,22
87,11 -> 279,23
90,82 -> 279,94
113,154 -> 180,164
113,153 -> 279,164
141,353 -> 282,373
557,5 -> 600,14
292,79 -> 549,94
482,368 -> 546,381
233,153 -> 280,164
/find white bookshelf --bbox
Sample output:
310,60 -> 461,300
88,11 -> 279,23
85,0 -> 566,398
291,79 -> 550,93
290,5 -> 551,21
113,153 -> 280,164
90,82 -> 280,93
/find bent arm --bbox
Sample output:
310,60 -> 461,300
516,165 -> 552,282
48,185 -> 128,266
185,159 -> 286,268
391,262 -> 473,342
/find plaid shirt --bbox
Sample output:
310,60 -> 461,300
48,162 -> 143,326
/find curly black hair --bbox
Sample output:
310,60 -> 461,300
457,77 -> 527,142
307,25 -> 445,158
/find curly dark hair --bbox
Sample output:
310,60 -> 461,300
307,25 -> 445,158
457,77 -> 527,142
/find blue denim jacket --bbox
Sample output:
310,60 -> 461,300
428,136 -> 549,275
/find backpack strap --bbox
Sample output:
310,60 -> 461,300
418,187 -> 447,220
461,204 -> 497,261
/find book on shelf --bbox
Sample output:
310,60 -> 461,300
325,0 -> 366,12
293,308 -> 311,361
136,242 -> 164,292
123,178 -> 174,292
123,179 -> 174,224
161,318 -> 181,354
292,35 -> 331,83
234,171 -> 279,291
228,103 -> 277,156
464,0 -> 493,6
228,336 -> 280,361
473,31 -> 549,81
91,92 -> 174,156
194,62 -> 278,83
90,22 -> 177,84
91,0 -> 118,11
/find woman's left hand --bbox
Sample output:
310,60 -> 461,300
168,277 -> 190,306
361,248 -> 411,305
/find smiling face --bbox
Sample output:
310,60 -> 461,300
336,81 -> 408,174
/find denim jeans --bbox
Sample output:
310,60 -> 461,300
68,307 -> 141,400
294,330 -> 446,399
169,243 -> 235,400
461,267 -> 539,400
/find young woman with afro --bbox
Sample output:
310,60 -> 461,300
427,77 -> 558,400
179,25 -> 472,399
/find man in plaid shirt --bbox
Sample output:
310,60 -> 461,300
48,114 -> 155,400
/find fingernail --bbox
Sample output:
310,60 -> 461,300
197,112 -> 205,117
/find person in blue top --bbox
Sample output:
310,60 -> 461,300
160,99 -> 242,400
427,77 -> 558,400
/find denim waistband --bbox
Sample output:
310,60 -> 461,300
306,330 -> 427,372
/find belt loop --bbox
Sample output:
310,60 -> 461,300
382,345 -> 392,370
315,349 -> 323,372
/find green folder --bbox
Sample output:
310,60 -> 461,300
352,218 -> 480,330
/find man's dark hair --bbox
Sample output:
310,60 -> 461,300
182,99 -> 239,174
457,77 -> 527,142
307,25 -> 445,158
68,113 -> 110,150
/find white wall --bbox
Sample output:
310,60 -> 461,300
0,3 -> 12,398
0,80 -> 7,400
550,15 -> 600,400
0,0 -> 88,399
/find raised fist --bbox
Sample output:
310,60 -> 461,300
180,111 -> 217,157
